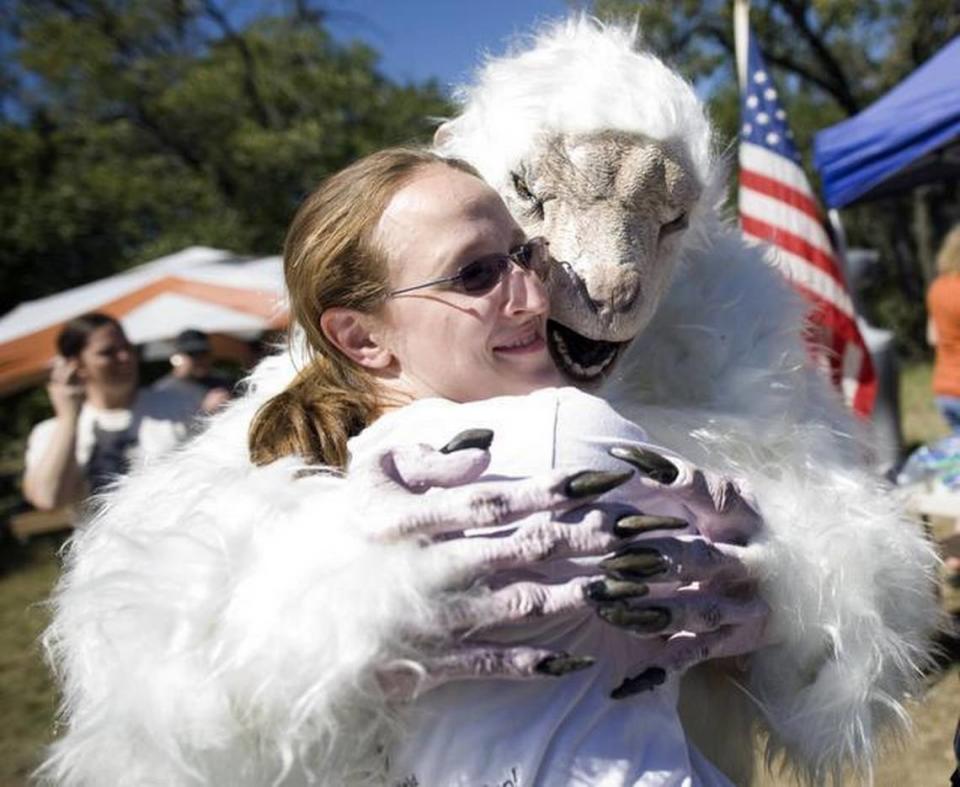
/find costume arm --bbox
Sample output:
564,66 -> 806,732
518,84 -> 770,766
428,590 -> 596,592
737,453 -> 940,781
662,410 -> 942,783
39,408 -> 640,786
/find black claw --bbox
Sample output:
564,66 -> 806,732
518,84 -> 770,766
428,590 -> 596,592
613,513 -> 688,538
608,446 -> 679,485
440,429 -> 494,454
600,545 -> 669,580
563,470 -> 634,499
584,579 -> 649,602
610,667 -> 668,699
597,604 -> 671,633
535,653 -> 596,676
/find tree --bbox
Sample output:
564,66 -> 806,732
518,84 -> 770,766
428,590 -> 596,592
0,0 -> 452,315
587,0 -> 960,355
0,0 -> 453,460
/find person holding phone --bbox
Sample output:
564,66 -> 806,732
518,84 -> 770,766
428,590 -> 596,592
23,313 -> 194,510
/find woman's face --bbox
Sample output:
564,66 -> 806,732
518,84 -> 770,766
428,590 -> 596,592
375,165 -> 564,403
77,323 -> 138,394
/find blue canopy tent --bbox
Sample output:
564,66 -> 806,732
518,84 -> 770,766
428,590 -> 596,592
813,36 -> 960,208
812,38 -> 960,470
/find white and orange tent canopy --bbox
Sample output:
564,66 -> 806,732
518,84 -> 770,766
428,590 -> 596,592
0,246 -> 288,395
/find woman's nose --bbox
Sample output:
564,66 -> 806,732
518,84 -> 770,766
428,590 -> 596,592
502,264 -> 550,317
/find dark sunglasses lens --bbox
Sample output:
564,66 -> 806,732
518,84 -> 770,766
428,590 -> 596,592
515,238 -> 545,271
514,242 -> 534,269
460,256 -> 509,293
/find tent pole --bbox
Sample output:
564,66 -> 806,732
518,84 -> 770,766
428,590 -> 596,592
827,208 -> 852,287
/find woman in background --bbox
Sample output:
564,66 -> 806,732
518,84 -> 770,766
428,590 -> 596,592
927,224 -> 960,582
928,225 -> 960,434
23,313 -> 192,509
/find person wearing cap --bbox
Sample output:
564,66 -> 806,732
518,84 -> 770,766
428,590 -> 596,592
151,329 -> 233,420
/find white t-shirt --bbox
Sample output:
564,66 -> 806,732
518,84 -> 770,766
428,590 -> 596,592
348,387 -> 731,787
25,389 -> 193,494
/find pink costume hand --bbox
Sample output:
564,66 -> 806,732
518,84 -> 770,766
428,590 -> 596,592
591,444 -> 770,698
347,429 -> 641,699
355,433 -> 769,701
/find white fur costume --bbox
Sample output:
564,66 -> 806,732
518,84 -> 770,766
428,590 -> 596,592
41,19 -> 939,787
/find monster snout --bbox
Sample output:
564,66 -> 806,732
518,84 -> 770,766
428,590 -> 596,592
583,267 -> 642,317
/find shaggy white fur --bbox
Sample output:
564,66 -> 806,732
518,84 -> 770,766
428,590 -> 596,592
41,353 -> 473,786
40,16 -> 941,787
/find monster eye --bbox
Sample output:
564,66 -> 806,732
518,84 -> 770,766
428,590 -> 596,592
511,171 -> 534,200
660,212 -> 689,239
511,170 -> 545,220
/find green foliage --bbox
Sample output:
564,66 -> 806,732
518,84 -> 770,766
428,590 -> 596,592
586,0 -> 960,355
1,0 -> 453,315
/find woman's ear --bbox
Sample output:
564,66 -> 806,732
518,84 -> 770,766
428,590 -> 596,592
320,307 -> 394,370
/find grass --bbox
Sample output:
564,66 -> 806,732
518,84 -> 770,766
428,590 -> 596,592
0,362 -> 955,786
900,361 -> 951,447
0,538 -> 61,786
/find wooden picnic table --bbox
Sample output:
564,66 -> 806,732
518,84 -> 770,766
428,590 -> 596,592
8,505 -> 74,542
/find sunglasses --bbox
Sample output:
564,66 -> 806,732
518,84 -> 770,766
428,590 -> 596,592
389,237 -> 549,297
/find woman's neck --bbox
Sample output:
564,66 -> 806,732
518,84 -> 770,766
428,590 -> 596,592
86,385 -> 137,411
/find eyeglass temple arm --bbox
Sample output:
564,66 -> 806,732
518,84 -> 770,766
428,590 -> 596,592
388,273 -> 462,297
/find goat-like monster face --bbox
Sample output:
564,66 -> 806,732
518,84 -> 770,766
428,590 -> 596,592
501,130 -> 702,383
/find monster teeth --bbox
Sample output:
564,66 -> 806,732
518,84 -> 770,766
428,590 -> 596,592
550,329 -> 616,380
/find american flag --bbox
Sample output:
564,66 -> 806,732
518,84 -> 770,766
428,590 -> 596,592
735,15 -> 876,416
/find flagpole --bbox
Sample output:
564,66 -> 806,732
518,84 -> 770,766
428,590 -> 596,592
733,0 -> 750,92
827,208 -> 852,287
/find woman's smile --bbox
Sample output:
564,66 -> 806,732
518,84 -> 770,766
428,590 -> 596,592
493,321 -> 547,355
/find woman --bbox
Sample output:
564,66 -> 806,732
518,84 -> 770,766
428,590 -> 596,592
36,150 -> 833,786
928,225 -> 960,434
24,313 -> 194,510
927,225 -> 960,582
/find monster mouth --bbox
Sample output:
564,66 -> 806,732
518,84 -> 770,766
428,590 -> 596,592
547,320 -> 626,383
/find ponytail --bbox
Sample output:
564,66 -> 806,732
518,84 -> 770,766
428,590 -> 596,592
249,352 -> 382,469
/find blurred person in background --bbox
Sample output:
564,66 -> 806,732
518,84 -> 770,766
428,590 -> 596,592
927,224 -> 960,582
22,313 -> 194,510
928,225 -> 960,434
151,328 -> 233,419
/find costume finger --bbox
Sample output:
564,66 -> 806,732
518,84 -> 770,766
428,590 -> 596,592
678,470 -> 762,542
596,594 -> 768,636
383,468 -> 633,540
608,445 -> 762,543
389,441 -> 493,491
432,509 -> 620,577
608,444 -> 683,485
376,646 -> 595,700
599,536 -> 750,584
449,576 -> 618,631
